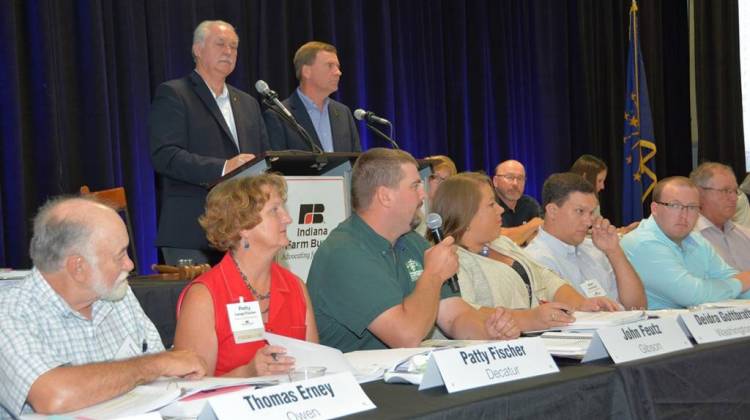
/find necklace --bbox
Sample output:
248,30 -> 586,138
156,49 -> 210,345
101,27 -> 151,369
230,253 -> 271,311
479,244 -> 490,257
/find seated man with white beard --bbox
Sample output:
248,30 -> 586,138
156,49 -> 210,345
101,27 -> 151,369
0,197 -> 206,417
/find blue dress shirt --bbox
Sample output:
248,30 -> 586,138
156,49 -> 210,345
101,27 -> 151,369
297,88 -> 333,152
621,216 -> 747,309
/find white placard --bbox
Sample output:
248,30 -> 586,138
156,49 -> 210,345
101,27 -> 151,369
197,372 -> 374,420
679,308 -> 750,344
277,176 -> 348,281
418,337 -> 558,393
582,318 -> 692,363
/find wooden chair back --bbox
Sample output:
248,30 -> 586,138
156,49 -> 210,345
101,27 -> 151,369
80,185 -> 139,274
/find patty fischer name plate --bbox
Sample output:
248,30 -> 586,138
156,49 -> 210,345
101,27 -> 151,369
198,372 -> 374,420
419,337 -> 558,393
679,307 -> 750,344
582,317 -> 692,363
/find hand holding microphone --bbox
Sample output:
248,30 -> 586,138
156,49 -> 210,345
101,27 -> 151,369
425,213 -> 460,293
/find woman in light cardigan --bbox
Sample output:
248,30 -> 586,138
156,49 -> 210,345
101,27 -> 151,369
428,172 -> 620,331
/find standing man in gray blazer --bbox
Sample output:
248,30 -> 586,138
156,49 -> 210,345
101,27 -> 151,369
149,20 -> 269,265
265,41 -> 361,153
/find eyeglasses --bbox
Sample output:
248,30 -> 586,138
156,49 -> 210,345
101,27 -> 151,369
654,201 -> 700,213
494,174 -> 526,182
699,186 -> 741,196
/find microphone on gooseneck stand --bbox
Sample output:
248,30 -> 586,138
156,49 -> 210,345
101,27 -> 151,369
353,109 -> 391,125
353,108 -> 400,150
255,80 -> 324,154
254,80 -> 292,118
425,213 -> 460,293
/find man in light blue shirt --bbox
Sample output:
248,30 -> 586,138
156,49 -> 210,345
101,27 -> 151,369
621,176 -> 750,309
0,197 -> 206,417
527,173 -> 645,309
265,41 -> 361,153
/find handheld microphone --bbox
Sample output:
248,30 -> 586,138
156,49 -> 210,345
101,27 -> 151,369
353,108 -> 391,125
255,80 -> 293,119
425,213 -> 460,293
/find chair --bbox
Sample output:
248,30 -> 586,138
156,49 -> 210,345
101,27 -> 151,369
80,185 -> 139,274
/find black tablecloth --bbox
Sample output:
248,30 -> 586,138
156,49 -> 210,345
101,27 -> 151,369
128,282 -> 750,419
617,337 -> 750,419
353,361 -> 630,419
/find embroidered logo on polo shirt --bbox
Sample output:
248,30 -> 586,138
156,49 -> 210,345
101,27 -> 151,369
405,259 -> 424,282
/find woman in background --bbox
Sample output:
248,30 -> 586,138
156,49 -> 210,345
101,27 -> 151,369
571,154 -> 638,234
173,174 -> 318,377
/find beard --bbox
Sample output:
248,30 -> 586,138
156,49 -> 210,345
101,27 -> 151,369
410,207 -> 425,231
93,270 -> 130,302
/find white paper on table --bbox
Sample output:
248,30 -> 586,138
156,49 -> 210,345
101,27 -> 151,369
645,309 -> 690,319
540,332 -> 593,359
344,347 -> 438,383
148,376 -> 278,399
160,387 -> 258,419
559,310 -> 647,331
700,299 -> 750,309
419,339 -> 494,348
265,332 -> 355,375
51,385 -> 180,419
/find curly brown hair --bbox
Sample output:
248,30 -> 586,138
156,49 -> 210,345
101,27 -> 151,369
199,174 -> 287,251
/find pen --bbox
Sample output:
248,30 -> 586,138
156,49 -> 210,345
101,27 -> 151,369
538,299 -> 573,315
142,339 -> 148,353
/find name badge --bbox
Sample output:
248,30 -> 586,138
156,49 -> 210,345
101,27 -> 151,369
679,308 -> 750,344
419,337 -> 558,393
197,372 -> 375,420
580,279 -> 607,298
582,318 -> 692,363
227,300 -> 265,344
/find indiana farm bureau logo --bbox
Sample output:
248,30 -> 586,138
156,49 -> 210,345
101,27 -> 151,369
298,204 -> 325,224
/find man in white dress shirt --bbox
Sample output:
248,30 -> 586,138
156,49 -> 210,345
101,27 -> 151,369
526,173 -> 646,309
690,162 -> 750,271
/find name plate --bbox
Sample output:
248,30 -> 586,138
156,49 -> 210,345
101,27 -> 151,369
419,337 -> 558,393
582,318 -> 692,363
679,308 -> 750,344
198,372 -> 375,420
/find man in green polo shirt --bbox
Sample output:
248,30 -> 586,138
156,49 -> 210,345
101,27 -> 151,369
307,148 -> 520,352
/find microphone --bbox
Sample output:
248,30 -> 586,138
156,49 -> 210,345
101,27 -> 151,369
425,213 -> 460,293
354,108 -> 399,149
255,80 -> 323,154
255,80 -> 293,119
353,109 -> 391,125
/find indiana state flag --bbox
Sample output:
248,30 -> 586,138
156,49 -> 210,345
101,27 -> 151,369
622,0 -> 657,225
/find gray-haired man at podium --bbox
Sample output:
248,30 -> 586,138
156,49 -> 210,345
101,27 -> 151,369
149,20 -> 269,265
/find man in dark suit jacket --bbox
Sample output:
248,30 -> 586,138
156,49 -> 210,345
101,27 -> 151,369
149,20 -> 269,265
265,41 -> 361,153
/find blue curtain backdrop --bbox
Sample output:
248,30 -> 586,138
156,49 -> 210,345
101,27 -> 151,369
2,0 -> 734,272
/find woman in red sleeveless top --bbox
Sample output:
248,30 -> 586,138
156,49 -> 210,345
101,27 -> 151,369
173,174 -> 318,377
